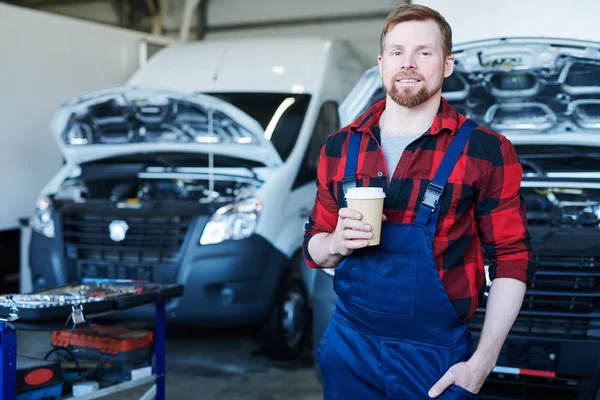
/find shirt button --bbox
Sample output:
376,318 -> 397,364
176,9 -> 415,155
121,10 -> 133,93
378,172 -> 383,177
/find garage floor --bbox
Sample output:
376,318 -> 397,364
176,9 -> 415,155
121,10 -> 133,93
17,324 -> 323,400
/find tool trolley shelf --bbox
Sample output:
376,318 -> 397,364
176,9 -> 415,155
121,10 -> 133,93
0,281 -> 184,400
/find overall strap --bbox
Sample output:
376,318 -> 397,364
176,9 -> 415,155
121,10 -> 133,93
415,119 -> 478,238
342,132 -> 362,207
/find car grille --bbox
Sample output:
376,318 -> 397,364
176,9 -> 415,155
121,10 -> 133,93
62,212 -> 193,266
471,254 -> 600,340
478,373 -> 581,400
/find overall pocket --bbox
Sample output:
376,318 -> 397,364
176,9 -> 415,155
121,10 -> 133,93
443,384 -> 478,399
349,249 -> 418,316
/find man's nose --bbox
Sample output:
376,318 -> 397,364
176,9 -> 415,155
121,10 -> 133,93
400,53 -> 417,69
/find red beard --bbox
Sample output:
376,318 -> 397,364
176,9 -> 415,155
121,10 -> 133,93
385,72 -> 443,108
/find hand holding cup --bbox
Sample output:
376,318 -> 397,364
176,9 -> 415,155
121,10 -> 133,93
328,188 -> 387,257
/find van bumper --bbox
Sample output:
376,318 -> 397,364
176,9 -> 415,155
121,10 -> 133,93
29,221 -> 287,326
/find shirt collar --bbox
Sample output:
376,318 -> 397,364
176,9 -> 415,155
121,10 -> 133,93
349,97 -> 460,136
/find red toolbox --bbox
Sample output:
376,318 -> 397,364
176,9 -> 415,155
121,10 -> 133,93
51,324 -> 154,384
52,324 -> 154,354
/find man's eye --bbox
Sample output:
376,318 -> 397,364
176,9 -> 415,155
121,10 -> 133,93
420,52 -> 431,56
393,51 -> 402,56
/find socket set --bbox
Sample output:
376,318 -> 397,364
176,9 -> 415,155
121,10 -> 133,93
0,281 -> 183,322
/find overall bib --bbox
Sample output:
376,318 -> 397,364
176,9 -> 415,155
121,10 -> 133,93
316,120 -> 478,400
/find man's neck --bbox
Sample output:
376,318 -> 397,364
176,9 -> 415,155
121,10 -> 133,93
379,92 -> 441,137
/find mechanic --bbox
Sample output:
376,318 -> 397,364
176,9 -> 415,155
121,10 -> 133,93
303,4 -> 536,399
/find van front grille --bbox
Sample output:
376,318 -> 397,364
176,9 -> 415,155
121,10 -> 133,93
62,212 -> 192,266
474,254 -> 600,340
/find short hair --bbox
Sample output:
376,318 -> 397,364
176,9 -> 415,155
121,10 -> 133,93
380,4 -> 453,58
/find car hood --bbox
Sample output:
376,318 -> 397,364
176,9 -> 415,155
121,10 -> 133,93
50,86 -> 283,167
341,37 -> 600,147
450,37 -> 600,143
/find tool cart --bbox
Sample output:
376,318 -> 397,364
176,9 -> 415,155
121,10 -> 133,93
0,280 -> 183,399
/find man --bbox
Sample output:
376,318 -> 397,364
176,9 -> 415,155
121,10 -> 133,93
303,4 -> 536,399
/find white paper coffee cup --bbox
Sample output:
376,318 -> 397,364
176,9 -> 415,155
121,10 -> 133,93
345,187 -> 386,246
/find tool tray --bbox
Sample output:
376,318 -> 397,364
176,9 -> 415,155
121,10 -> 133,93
0,282 -> 183,322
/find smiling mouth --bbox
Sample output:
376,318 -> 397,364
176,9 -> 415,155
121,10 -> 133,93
397,78 -> 421,83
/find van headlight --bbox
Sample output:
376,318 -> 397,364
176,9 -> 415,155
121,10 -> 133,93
200,197 -> 262,245
31,196 -> 55,238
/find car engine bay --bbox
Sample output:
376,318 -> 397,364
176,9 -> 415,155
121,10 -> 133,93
52,154 -> 261,209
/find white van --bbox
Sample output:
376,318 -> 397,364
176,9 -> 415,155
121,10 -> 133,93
28,37 -> 364,359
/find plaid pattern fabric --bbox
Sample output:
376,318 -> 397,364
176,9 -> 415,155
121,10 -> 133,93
303,98 -> 535,320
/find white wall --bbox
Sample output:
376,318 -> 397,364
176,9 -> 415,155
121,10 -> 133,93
37,1 -> 120,25
208,0 -> 399,25
415,0 -> 600,44
206,0 -> 407,68
28,0 -> 407,67
0,4 -> 172,231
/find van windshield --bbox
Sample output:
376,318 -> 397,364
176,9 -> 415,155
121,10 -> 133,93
207,93 -> 311,161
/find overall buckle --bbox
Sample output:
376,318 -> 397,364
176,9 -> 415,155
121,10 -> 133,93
421,182 -> 444,212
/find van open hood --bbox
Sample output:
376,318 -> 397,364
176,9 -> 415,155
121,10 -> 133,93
447,37 -> 600,140
50,86 -> 283,167
340,37 -> 600,147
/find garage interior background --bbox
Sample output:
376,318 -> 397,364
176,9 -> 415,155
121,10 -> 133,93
0,0 -> 406,296
6,0 -> 600,60
2,0 -> 599,294
1,0 -> 600,399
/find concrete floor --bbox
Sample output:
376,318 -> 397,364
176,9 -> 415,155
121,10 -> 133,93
17,324 -> 323,400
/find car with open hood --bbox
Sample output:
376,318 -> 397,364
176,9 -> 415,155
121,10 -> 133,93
312,37 -> 600,399
28,36 -> 364,360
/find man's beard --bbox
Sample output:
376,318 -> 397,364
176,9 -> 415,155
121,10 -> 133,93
385,72 -> 444,108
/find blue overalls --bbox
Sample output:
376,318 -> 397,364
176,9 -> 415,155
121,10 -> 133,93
316,120 -> 479,400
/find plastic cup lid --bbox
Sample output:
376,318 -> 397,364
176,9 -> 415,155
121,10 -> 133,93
344,187 -> 386,199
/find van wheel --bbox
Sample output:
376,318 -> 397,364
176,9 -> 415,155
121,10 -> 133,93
259,272 -> 309,360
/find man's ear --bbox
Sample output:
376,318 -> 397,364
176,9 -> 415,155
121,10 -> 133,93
444,55 -> 455,78
378,54 -> 383,77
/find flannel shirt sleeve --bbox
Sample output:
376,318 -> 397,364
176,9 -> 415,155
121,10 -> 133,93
475,137 -> 536,284
302,143 -> 340,269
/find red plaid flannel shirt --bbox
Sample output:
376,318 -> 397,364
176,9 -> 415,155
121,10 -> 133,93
303,98 -> 535,320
